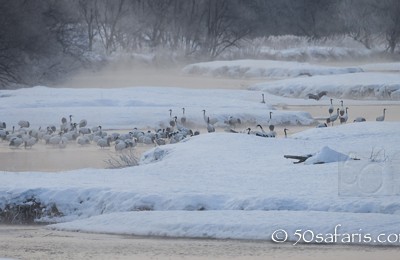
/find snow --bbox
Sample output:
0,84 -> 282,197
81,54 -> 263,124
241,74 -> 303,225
361,62 -> 400,72
251,35 -> 381,62
0,86 -> 315,129
1,63 -> 400,242
1,122 -> 400,241
304,146 -> 349,165
249,72 -> 400,100
182,60 -> 400,100
259,46 -> 374,62
49,210 -> 400,244
182,59 -> 362,79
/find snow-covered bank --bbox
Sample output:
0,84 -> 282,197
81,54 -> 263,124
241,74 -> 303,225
249,72 -> 400,100
250,35 -> 383,62
49,210 -> 400,244
182,60 -> 362,79
360,62 -> 400,72
1,85 -> 399,135
0,86 -> 316,129
259,46 -> 375,62
1,122 -> 400,240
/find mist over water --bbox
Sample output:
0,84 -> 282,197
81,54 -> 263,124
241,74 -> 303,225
55,60 -> 261,90
1,0 -> 399,89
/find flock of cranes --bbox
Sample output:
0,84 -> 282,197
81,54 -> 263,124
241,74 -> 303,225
320,98 -> 386,127
0,95 -> 389,152
0,107 -> 278,152
0,114 -> 197,151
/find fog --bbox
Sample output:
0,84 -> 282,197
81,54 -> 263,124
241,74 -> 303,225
0,0 -> 399,89
55,60 -> 263,89
1,0 -> 399,172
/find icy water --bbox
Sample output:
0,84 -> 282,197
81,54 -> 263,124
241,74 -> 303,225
0,138 -> 149,172
1,225 -> 400,260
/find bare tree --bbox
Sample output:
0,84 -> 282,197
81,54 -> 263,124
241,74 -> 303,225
0,0 -> 62,87
337,0 -> 400,53
286,0 -> 341,39
380,0 -> 400,53
95,0 -> 127,55
77,0 -> 97,51
148,0 -> 173,48
201,0 -> 251,58
164,0 -> 205,55
3,0 -> 400,89
339,0 -> 382,49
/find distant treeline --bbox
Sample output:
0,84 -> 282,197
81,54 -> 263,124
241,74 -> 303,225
0,0 -> 399,88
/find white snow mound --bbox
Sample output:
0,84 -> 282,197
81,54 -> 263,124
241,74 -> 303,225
305,146 -> 349,165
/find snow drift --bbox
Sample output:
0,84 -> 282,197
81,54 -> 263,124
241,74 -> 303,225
0,86 -> 316,129
1,122 -> 400,241
182,60 -> 362,79
304,146 -> 350,165
249,72 -> 400,100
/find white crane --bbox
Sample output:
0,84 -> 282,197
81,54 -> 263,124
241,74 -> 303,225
327,108 -> 339,126
154,134 -> 166,146
307,91 -> 327,101
268,112 -> 275,131
353,117 -> 366,123
97,136 -> 111,148
24,137 -> 37,149
169,109 -> 175,127
255,124 -> 275,137
9,136 -> 23,148
48,132 -> 62,146
328,98 -> 334,115
79,119 -> 87,128
376,108 -> 386,121
284,128 -> 289,138
225,116 -> 241,129
207,117 -> 215,133
339,100 -> 345,116
77,136 -> 91,145
18,120 -> 30,128
202,110 -> 218,125
340,107 -> 349,124
181,108 -> 187,125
